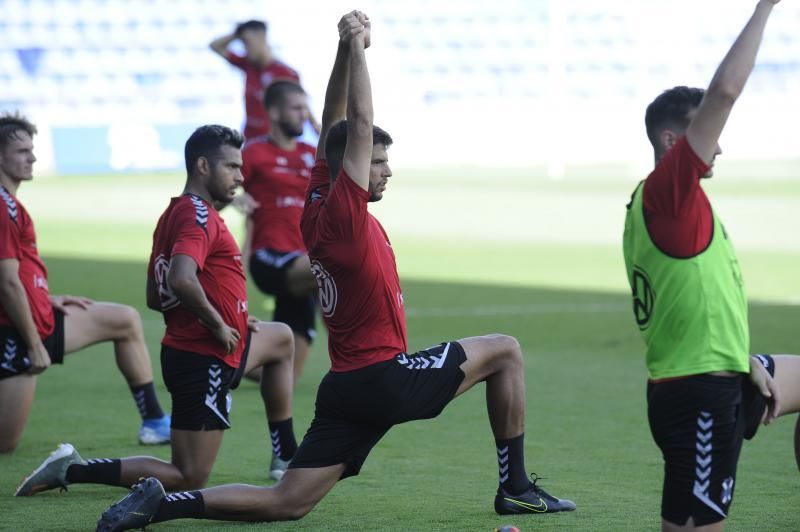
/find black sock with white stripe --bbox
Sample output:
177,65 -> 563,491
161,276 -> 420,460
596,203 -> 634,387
268,418 -> 297,460
496,434 -> 529,495
130,382 -> 165,420
152,491 -> 205,523
66,458 -> 122,486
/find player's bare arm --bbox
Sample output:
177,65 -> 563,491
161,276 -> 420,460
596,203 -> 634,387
341,13 -> 373,190
686,0 -> 780,163
0,258 -> 49,373
167,254 -> 240,353
315,20 -> 356,160
209,32 -> 237,58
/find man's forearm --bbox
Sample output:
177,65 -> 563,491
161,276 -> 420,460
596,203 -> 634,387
322,41 -> 351,128
171,277 -> 227,330
0,278 -> 41,347
346,39 -> 373,130
209,33 -> 236,55
707,1 -> 775,101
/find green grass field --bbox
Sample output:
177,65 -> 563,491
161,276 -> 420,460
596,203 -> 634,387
0,168 -> 798,531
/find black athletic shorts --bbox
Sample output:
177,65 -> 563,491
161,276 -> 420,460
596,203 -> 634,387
161,333 -> 251,431
0,308 -> 65,380
647,374 -> 746,526
249,248 -> 316,343
290,341 -> 467,479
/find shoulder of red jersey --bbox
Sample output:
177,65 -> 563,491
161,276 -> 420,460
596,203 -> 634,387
269,60 -> 300,80
243,135 -> 272,151
0,187 -> 20,224
172,194 -> 211,232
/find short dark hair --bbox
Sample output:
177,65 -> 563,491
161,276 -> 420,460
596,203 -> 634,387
235,20 -> 267,36
645,86 -> 705,149
0,112 -> 37,151
325,121 -> 393,180
184,125 -> 243,174
263,80 -> 306,110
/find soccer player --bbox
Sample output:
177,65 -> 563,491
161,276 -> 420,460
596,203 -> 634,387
233,80 -> 319,383
93,12 -> 575,531
15,125 -> 299,498
622,1 -> 798,529
0,112 -> 170,452
210,20 -> 321,140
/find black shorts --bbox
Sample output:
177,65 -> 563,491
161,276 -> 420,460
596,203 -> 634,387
249,248 -> 316,343
290,341 -> 467,479
0,309 -> 65,381
160,334 -> 251,431
742,354 -> 776,440
647,374 -> 745,526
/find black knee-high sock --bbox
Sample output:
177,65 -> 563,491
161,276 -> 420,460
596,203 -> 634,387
66,459 -> 122,486
496,434 -> 529,495
130,382 -> 165,420
152,491 -> 205,523
268,418 -> 297,460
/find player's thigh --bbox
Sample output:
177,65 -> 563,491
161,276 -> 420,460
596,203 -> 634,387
773,355 -> 800,417
0,374 -> 36,452
63,302 -> 140,353
456,334 -> 522,396
170,428 -> 225,485
244,321 -> 293,373
285,254 -> 317,297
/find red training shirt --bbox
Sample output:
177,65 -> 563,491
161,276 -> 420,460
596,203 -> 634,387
643,137 -> 713,257
301,160 -> 407,372
241,137 -> 316,252
0,187 -> 54,338
149,194 -> 249,368
225,52 -> 300,140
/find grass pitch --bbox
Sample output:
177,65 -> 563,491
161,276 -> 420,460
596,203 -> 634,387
0,169 -> 798,531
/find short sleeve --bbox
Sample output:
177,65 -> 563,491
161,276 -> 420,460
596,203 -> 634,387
644,137 -> 711,218
171,208 -> 212,271
0,210 -> 20,260
320,168 -> 370,241
224,51 -> 248,70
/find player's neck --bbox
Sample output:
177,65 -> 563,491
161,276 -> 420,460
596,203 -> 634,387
269,131 -> 297,151
0,174 -> 19,195
182,183 -> 212,205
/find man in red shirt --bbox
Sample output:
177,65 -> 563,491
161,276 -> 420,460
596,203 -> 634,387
234,80 -> 319,384
94,13 -> 575,530
0,112 -> 170,453
16,125 -> 299,499
210,20 -> 320,140
627,1 -> 800,529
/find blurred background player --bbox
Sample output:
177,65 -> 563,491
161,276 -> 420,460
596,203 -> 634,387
0,112 -> 170,452
92,12 -> 575,531
210,19 -> 321,140
15,125 -> 299,498
622,1 -> 800,530
233,80 -> 319,384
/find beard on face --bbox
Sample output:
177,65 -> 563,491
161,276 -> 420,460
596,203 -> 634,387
277,119 -> 304,138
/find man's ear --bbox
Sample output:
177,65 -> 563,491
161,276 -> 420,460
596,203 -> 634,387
659,129 -> 679,152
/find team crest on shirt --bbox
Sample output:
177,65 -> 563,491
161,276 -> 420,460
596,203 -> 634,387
310,260 -> 338,317
631,265 -> 655,329
0,187 -> 18,224
154,254 -> 180,311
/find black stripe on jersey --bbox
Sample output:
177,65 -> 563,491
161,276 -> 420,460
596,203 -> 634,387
188,194 -> 209,231
0,186 -> 19,224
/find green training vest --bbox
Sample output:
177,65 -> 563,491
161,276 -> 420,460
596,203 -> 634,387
623,181 -> 750,379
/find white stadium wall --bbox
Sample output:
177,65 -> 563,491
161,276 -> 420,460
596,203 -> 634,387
1,0 -> 799,175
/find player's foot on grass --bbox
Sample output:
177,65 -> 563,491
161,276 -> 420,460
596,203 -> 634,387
269,454 -> 289,481
494,474 -> 576,514
15,443 -> 86,496
138,414 -> 171,445
96,477 -> 165,532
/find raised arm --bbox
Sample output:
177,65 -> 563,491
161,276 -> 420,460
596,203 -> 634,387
341,13 -> 373,190
687,0 -> 780,163
209,31 -> 237,59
